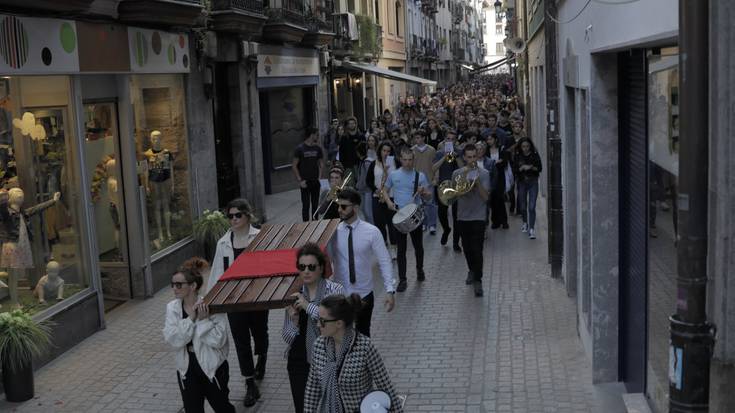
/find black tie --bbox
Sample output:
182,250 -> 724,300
348,225 -> 356,284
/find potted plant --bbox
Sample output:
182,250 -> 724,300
193,209 -> 230,261
0,309 -> 51,402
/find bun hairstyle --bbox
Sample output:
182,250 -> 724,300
178,257 -> 209,290
296,243 -> 327,277
320,293 -> 363,328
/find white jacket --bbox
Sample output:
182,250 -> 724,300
206,226 -> 261,292
162,298 -> 230,382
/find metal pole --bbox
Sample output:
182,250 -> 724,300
544,0 -> 562,278
669,0 -> 714,411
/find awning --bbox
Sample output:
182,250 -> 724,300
470,56 -> 513,74
340,61 -> 437,86
461,64 -> 475,70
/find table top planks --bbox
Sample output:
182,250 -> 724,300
204,219 -> 340,313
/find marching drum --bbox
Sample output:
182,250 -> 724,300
392,203 -> 424,234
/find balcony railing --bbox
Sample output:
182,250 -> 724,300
265,0 -> 305,24
212,0 -> 264,13
305,0 -> 334,32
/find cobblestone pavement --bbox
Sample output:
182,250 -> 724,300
1,191 -> 624,412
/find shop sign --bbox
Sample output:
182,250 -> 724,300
0,15 -> 80,74
257,48 -> 319,78
127,27 -> 190,74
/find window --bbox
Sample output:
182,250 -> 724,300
130,75 -> 193,254
496,24 -> 503,35
375,0 -> 380,23
348,0 -> 355,13
395,1 -> 401,37
496,42 -> 504,54
0,76 -> 90,314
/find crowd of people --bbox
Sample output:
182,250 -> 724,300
162,74 -> 543,413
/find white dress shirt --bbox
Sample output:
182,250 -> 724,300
327,219 -> 395,297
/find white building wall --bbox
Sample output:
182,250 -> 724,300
482,9 -> 507,68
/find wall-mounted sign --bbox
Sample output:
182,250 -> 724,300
257,46 -> 319,78
0,15 -> 79,74
128,27 -> 190,73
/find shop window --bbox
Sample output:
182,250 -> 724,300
0,76 -> 89,314
130,75 -> 193,254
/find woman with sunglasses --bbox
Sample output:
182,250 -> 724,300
205,198 -> 267,407
282,243 -> 345,413
303,294 -> 403,413
164,258 -> 235,413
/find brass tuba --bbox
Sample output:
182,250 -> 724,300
438,165 -> 477,206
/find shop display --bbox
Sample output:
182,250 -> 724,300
32,260 -> 63,304
143,130 -> 174,242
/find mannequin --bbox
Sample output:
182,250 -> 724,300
33,260 -> 64,304
143,131 -> 174,242
0,187 -> 61,307
105,158 -> 121,251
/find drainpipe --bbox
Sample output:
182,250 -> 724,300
544,0 -> 562,278
668,0 -> 715,411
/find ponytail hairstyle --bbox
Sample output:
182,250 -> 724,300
320,293 -> 363,328
177,257 -> 209,291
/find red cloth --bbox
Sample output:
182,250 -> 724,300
219,247 -> 333,281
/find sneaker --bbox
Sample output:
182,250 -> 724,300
473,281 -> 484,297
521,222 -> 528,233
529,228 -> 536,239
440,228 -> 451,245
417,270 -> 425,282
422,224 -> 427,231
429,226 -> 436,235
397,280 -> 407,292
465,271 -> 474,285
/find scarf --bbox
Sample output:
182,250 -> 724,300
320,328 -> 356,413
303,279 -> 327,365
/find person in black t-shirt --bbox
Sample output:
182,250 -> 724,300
338,117 -> 364,172
292,127 -> 324,221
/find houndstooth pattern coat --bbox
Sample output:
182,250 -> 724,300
303,332 -> 404,413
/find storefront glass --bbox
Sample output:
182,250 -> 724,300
0,76 -> 89,314
129,74 -> 192,254
646,47 -> 679,409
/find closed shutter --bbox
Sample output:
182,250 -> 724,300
618,49 -> 648,393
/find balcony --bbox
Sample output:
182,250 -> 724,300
210,0 -> 268,37
453,47 -> 465,62
118,0 -> 204,27
421,0 -> 437,14
263,0 -> 308,43
353,16 -> 382,60
0,0 -> 94,13
302,0 -> 336,46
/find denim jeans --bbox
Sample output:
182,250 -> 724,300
422,185 -> 438,228
517,177 -> 539,229
360,191 -> 374,224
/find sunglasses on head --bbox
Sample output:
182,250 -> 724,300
170,281 -> 193,289
318,317 -> 339,327
297,263 -> 318,271
227,212 -> 244,219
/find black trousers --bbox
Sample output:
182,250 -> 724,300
457,220 -> 486,281
177,354 -> 235,413
396,225 -> 424,281
287,357 -> 310,413
356,292 -> 375,337
227,310 -> 269,377
300,180 -> 321,221
372,197 -> 397,245
508,183 -> 517,214
490,188 -> 508,226
437,192 -> 461,247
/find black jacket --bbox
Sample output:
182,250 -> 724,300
514,151 -> 543,181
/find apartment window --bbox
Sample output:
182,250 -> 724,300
496,24 -> 503,35
375,0 -> 380,23
395,1 -> 402,37
496,42 -> 504,54
348,0 -> 355,12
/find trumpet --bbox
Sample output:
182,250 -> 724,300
437,163 -> 478,206
313,171 -> 353,220
446,151 -> 456,164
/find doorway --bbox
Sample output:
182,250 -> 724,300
83,100 -> 132,312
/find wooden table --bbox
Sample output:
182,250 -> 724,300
204,219 -> 339,313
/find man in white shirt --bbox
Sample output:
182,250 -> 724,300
327,188 -> 396,337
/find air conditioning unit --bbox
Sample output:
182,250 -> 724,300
241,41 -> 259,58
319,51 -> 330,68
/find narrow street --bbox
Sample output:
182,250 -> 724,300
1,190 -> 624,412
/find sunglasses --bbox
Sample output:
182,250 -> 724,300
170,281 -> 193,289
337,203 -> 353,210
227,212 -> 244,219
318,317 -> 339,327
297,263 -> 319,271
